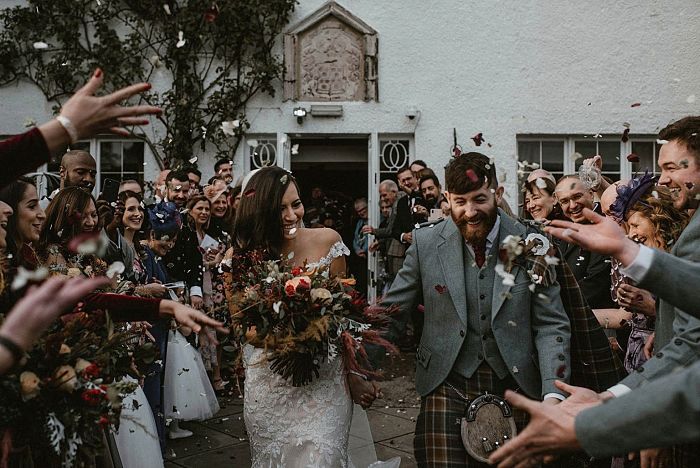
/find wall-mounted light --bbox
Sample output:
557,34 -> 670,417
293,107 -> 308,124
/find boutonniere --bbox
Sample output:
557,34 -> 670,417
496,233 -> 553,287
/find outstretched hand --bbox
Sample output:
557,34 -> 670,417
487,388 -> 582,467
60,68 -> 162,139
544,208 -> 640,266
159,299 -> 228,335
0,276 -> 110,350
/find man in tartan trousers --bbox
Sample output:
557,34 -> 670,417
383,152 -> 572,467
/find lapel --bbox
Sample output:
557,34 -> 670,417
437,219 -> 468,327
491,213 -> 524,319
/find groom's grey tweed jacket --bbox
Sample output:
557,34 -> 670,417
383,211 -> 571,398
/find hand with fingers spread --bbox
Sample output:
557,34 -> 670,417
0,276 -> 110,374
544,208 -> 640,266
487,389 -> 583,467
553,380 -> 609,418
158,299 -> 228,335
37,68 -> 161,156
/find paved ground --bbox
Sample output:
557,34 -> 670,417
165,353 -> 419,468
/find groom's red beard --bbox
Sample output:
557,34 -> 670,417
455,207 -> 497,245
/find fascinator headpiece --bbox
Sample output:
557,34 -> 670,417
609,171 -> 657,221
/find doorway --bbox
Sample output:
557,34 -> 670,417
290,136 -> 369,292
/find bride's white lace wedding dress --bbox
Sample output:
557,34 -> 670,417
243,241 -> 357,467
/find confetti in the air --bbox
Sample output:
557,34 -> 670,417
176,31 -> 186,48
291,144 -> 300,155
106,261 -> 125,279
434,284 -> 447,294
626,153 -> 640,163
32,41 -> 49,50
471,132 -> 485,146
189,156 -> 198,164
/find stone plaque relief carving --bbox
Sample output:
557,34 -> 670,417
298,17 -> 365,101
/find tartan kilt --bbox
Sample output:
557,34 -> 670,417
414,363 -> 528,468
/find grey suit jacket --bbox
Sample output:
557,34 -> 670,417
576,359 -> 700,457
620,209 -> 700,389
637,247 -> 700,314
383,212 -> 571,398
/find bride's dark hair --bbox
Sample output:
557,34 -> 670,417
233,166 -> 300,257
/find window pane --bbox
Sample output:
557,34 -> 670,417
122,142 -> 145,172
597,141 -> 620,173
100,142 -> 122,173
631,141 -> 655,174
541,141 -> 564,173
574,141 -> 597,160
517,141 -> 539,164
380,140 -> 410,173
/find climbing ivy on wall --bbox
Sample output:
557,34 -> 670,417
0,0 -> 297,168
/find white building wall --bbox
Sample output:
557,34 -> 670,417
1,0 -> 699,198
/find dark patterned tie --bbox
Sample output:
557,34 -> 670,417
472,242 -> 487,268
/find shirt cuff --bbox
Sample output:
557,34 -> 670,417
189,286 -> 203,297
543,392 -> 566,401
619,245 -> 654,283
607,383 -> 631,398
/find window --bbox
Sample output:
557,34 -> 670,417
38,138 -> 145,196
630,140 -> 663,175
99,141 -> 145,185
379,139 -> 410,177
248,138 -> 277,170
517,139 -> 565,180
517,135 -> 659,184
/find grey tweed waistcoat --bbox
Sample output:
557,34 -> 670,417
452,243 -> 509,379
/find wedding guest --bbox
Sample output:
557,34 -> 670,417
203,183 -> 233,390
419,173 -> 449,215
184,195 -> 220,377
186,167 -> 202,196
162,171 -> 204,309
351,198 -> 369,293
214,158 -> 234,184
0,68 -> 160,189
410,159 -> 428,176
392,164 -> 426,245
522,176 -> 564,221
555,175 -> 616,310
154,169 -> 171,202
0,177 -> 46,270
609,179 -> 689,373
119,179 -> 143,195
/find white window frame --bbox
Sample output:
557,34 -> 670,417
39,137 -> 145,198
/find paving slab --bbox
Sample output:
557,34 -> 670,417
366,411 -> 416,443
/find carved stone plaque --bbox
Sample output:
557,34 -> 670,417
298,16 -> 365,101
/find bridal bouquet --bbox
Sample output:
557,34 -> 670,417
223,249 -> 397,386
0,310 -> 157,468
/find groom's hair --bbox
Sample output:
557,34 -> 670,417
444,152 -> 497,194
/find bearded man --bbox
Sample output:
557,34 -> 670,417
383,152 -> 571,466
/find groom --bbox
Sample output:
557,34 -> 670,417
383,152 -> 572,466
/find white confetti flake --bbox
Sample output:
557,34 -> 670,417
106,261 -> 125,279
512,366 -> 519,374
544,255 -> 560,266
535,177 -> 548,189
163,4 -> 171,15
12,266 -> 49,290
176,31 -> 186,48
33,41 -> 49,50
220,121 -> 238,136
188,156 -> 198,164
656,139 -> 669,145
507,320 -> 517,327
291,144 -> 300,155
273,301 -> 282,314
528,283 -> 536,292
247,139 -> 259,148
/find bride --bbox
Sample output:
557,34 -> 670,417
225,166 -> 381,467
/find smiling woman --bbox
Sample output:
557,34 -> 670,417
0,177 -> 46,268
